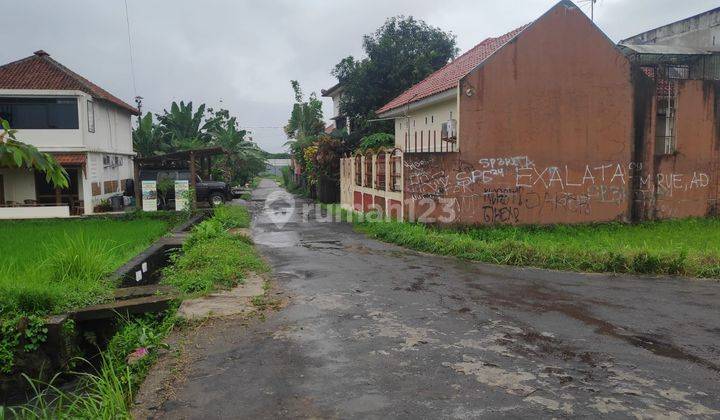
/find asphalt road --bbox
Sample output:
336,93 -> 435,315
156,179 -> 720,419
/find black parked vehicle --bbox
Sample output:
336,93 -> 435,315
196,177 -> 232,206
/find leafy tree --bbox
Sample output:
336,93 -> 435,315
284,81 -> 325,141
0,119 -> 68,188
284,80 -> 325,186
132,112 -> 163,158
333,16 -> 457,140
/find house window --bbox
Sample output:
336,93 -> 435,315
87,100 -> 95,132
0,97 -> 78,129
655,78 -> 677,155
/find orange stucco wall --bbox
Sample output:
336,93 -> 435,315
645,81 -> 720,219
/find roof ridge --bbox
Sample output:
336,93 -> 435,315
0,54 -> 39,71
0,52 -> 139,115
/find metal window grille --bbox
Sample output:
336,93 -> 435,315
354,156 -> 362,186
390,151 -> 402,192
376,153 -> 386,191
364,154 -> 373,187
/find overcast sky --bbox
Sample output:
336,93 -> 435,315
3,0 -> 718,152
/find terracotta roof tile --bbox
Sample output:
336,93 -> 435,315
51,153 -> 87,166
376,24 -> 530,115
0,51 -> 139,115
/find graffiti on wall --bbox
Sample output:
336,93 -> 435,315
404,154 -> 713,223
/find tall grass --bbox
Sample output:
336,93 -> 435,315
336,205 -> 720,278
0,218 -> 171,315
1,356 -> 132,419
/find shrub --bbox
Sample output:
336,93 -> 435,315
357,133 -> 394,152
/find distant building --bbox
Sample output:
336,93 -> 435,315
321,82 -> 350,133
0,50 -> 139,217
621,7 -> 720,48
265,158 -> 291,176
340,1 -> 720,225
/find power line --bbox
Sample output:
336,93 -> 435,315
123,0 -> 138,96
239,126 -> 285,129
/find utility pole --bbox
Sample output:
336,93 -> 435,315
134,96 -> 143,124
135,96 -> 144,117
590,0 -> 597,22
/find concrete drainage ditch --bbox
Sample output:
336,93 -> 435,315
1,211 -> 209,403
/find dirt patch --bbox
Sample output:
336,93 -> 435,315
177,272 -> 267,320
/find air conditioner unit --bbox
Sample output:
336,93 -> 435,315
441,119 -> 457,142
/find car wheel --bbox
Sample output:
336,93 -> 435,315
209,193 -> 225,206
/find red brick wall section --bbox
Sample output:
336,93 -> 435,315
388,199 -> 403,220
404,4 -> 636,225
353,191 -> 363,211
362,193 -> 373,213
373,195 -> 386,214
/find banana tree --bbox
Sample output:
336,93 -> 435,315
132,112 -> 163,158
156,101 -> 214,152
209,109 -> 266,184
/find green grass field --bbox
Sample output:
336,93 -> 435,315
0,217 -> 172,315
335,206 -> 720,278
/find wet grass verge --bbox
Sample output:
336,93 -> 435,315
326,205 -> 720,279
162,205 -> 267,295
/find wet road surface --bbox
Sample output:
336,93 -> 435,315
156,179 -> 720,418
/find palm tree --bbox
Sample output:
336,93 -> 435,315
209,112 -> 265,184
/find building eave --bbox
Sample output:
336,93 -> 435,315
376,88 -> 457,119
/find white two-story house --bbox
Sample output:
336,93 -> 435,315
0,50 -> 138,216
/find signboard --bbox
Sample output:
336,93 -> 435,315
141,180 -> 157,211
175,180 -> 190,211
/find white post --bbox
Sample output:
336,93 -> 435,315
82,170 -> 93,215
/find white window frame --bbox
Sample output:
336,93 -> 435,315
87,100 -> 95,133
